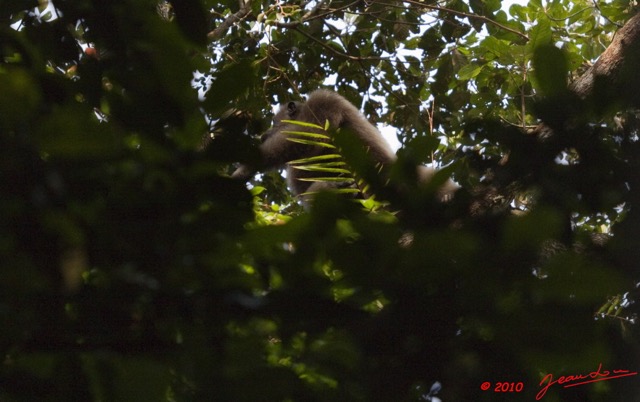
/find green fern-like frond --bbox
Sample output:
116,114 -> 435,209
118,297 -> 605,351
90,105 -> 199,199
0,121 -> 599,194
283,119 -> 364,200
288,154 -> 343,165
281,119 -> 325,130
281,130 -> 332,140
282,129 -> 335,148
285,138 -> 337,148
296,176 -> 355,183
280,119 -> 385,207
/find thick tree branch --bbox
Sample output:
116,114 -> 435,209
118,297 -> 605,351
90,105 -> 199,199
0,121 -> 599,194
530,12 -> 640,141
570,12 -> 640,111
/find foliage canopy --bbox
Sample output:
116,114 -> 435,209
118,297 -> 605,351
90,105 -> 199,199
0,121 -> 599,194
1,0 -> 640,400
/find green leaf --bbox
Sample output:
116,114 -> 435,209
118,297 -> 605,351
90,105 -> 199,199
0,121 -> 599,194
282,119 -> 326,130
532,44 -> 568,96
171,0 -> 208,46
509,4 -> 526,20
203,60 -> 257,114
282,130 -> 331,140
526,18 -> 552,58
457,63 -> 484,80
291,165 -> 352,174
0,0 -> 37,19
297,176 -> 354,182
482,36 -> 515,64
285,138 -> 336,148
288,154 -> 343,164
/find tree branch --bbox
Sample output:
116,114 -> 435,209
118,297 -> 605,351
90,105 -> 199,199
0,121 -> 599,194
273,0 -> 362,29
291,25 -> 388,62
208,0 -> 253,40
402,0 -> 529,41
569,12 -> 640,110
528,12 -> 640,141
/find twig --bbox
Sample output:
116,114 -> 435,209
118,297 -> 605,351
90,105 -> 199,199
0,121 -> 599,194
208,0 -> 253,40
274,0 -> 362,28
402,0 -> 529,41
291,25 -> 388,61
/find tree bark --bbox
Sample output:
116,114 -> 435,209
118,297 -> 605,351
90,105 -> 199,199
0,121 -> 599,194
570,12 -> 640,112
563,13 -> 640,274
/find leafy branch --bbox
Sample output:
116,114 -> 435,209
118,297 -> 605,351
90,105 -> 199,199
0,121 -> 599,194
402,0 -> 529,41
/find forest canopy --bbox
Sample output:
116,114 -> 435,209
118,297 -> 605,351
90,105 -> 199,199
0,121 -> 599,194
1,0 -> 640,400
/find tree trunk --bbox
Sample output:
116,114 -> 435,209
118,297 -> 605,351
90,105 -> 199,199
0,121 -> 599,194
570,12 -> 640,112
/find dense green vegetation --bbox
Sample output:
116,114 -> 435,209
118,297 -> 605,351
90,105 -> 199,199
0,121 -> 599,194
1,0 -> 639,400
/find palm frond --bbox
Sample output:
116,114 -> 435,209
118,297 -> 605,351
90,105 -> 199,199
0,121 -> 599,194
288,153 -> 343,164
283,119 -> 372,201
281,119 -> 325,130
292,166 -> 352,173
285,138 -> 337,148
296,176 -> 355,183
281,130 -> 332,140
